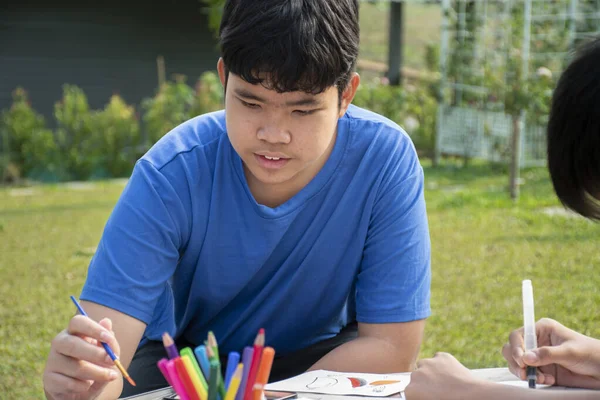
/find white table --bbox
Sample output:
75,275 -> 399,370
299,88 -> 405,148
121,367 -> 580,400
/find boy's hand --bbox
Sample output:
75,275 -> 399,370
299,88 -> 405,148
44,316 -> 121,400
503,318 -> 600,389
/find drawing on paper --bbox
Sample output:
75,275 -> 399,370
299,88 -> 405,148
265,369 -> 410,397
305,375 -> 401,391
306,377 -> 339,389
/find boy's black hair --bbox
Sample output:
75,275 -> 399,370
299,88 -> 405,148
219,0 -> 359,99
547,36 -> 600,220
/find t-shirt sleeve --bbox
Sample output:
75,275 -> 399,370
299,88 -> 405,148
80,159 -> 188,324
355,143 -> 431,324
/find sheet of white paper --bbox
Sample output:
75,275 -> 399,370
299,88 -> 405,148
499,381 -> 550,389
265,370 -> 410,397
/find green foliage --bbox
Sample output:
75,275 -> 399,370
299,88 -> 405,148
0,71 -> 224,183
142,75 -> 196,144
424,43 -> 440,72
54,85 -> 95,180
190,71 -> 225,117
404,84 -> 439,156
0,88 -> 58,180
90,95 -> 142,178
442,1 -> 561,122
201,0 -> 225,37
353,80 -> 438,156
142,72 -> 224,144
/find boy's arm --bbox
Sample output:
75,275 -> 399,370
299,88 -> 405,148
309,320 -> 425,372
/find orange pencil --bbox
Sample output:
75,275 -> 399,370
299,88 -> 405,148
252,347 -> 275,400
243,329 -> 265,400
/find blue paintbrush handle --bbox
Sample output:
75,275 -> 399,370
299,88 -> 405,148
70,295 -> 118,361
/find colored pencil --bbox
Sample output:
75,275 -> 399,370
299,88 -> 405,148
252,347 -> 275,400
181,347 -> 208,389
69,296 -> 136,387
224,351 -> 241,389
207,360 -> 220,400
157,358 -> 174,388
208,331 -> 220,360
166,358 -> 191,400
243,329 -> 265,400
182,354 -> 208,400
195,345 -> 212,380
176,357 -> 201,400
225,364 -> 244,400
162,332 -> 180,360
207,345 -> 227,400
235,347 -> 254,400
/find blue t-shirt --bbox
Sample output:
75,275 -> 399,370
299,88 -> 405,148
81,105 -> 431,355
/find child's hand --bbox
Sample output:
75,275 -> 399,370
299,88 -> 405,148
503,318 -> 600,389
43,315 -> 121,400
405,352 -> 486,400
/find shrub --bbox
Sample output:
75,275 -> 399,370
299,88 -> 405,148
142,74 -> 195,144
90,95 -> 142,178
190,71 -> 224,117
54,85 -> 95,180
0,88 -> 58,180
353,79 -> 438,157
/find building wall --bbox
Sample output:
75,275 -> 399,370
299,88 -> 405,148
0,0 -> 220,124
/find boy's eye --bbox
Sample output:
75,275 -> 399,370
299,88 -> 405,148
294,109 -> 316,116
240,99 -> 260,109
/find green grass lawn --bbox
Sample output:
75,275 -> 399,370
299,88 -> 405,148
2,164 -> 600,398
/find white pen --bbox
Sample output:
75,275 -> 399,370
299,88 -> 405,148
522,279 -> 537,389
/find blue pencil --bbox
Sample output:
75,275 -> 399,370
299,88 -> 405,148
195,344 -> 212,380
224,351 -> 241,389
69,295 -> 136,387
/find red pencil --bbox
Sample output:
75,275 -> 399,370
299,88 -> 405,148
175,356 -> 201,400
243,329 -> 265,400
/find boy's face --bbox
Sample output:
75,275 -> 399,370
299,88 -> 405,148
217,59 -> 359,200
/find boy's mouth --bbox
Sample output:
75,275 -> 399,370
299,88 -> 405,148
254,153 -> 290,169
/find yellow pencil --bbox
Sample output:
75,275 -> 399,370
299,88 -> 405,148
183,353 -> 208,400
224,363 -> 244,400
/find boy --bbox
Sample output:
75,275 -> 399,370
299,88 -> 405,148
405,37 -> 600,400
43,1 -> 431,399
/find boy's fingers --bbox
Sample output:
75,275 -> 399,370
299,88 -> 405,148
98,317 -> 113,332
57,356 -> 119,383
44,371 -> 93,394
96,318 -> 120,357
54,333 -> 115,366
67,315 -> 118,350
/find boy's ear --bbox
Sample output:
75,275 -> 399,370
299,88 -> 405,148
338,73 -> 361,118
217,58 -> 227,87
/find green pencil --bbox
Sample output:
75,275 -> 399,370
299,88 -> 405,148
207,345 -> 227,399
208,359 -> 220,400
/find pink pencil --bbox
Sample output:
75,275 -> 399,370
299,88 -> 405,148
166,358 -> 191,400
158,358 -> 175,388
